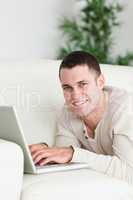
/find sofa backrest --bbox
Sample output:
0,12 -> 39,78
0,60 -> 133,146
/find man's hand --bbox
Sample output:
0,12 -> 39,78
29,143 -> 48,164
29,144 -> 74,166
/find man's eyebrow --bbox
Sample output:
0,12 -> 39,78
77,80 -> 89,84
78,80 -> 88,83
62,84 -> 72,88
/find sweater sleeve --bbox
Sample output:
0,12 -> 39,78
55,114 -> 133,184
55,121 -> 81,148
71,134 -> 133,184
55,108 -> 81,148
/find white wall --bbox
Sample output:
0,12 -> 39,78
0,0 -> 74,60
112,1 -> 133,57
0,0 -> 132,60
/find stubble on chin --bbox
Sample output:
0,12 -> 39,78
66,103 -> 89,118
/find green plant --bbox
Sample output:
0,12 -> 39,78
57,0 -> 133,66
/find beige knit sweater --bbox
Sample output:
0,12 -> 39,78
55,86 -> 133,185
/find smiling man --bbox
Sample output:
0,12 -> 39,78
29,51 -> 133,185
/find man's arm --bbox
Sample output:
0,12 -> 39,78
52,104 -> 133,184
70,107 -> 133,184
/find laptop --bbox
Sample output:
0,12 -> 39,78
0,106 -> 88,174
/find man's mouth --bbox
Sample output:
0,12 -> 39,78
72,99 -> 88,107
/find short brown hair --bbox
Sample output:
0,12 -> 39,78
59,51 -> 101,77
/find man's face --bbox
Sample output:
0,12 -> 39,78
60,65 -> 105,117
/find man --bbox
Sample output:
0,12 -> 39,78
29,51 -> 133,184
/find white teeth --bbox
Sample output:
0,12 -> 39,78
73,100 -> 87,106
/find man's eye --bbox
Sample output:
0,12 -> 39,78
79,82 -> 88,87
63,87 -> 72,91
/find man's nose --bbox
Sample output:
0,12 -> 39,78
71,88 -> 81,99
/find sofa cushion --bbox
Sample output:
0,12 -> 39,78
101,64 -> 133,92
0,60 -> 63,146
22,169 -> 133,200
0,139 -> 23,200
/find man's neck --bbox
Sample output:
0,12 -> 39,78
82,91 -> 107,133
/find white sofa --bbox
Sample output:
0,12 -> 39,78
0,59 -> 133,200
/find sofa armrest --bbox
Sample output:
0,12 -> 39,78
0,139 -> 24,200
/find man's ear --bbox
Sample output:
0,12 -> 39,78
97,74 -> 105,89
